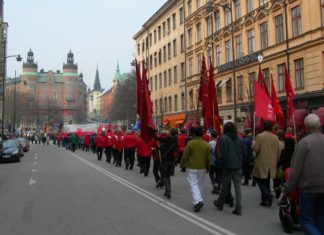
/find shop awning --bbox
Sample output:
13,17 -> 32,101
163,121 -> 170,127
175,120 -> 184,125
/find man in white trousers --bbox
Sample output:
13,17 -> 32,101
181,126 -> 210,212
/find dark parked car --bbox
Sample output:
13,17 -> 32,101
0,140 -> 23,162
16,137 -> 30,152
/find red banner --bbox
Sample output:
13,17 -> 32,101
284,63 -> 295,120
271,74 -> 285,126
254,81 -> 274,121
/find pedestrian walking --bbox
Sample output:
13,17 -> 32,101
123,131 -> 137,170
281,114 -> 324,235
181,127 -> 210,212
208,130 -> 220,194
213,122 -> 246,215
95,132 -> 105,161
136,137 -> 151,177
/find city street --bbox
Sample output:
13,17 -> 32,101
0,143 -> 303,235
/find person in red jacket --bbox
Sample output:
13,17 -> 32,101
136,137 -> 152,177
95,132 -> 106,161
123,131 -> 138,170
114,131 -> 124,167
105,130 -> 114,163
84,134 -> 91,152
202,132 -> 211,142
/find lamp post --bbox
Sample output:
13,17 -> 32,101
206,1 -> 237,125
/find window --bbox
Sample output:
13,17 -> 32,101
207,16 -> 212,36
295,59 -> 304,88
263,68 -> 270,93
159,73 -> 162,89
154,75 -> 158,91
216,45 -> 222,66
174,66 -> 178,84
155,100 -> 158,114
164,71 -> 167,87
181,62 -> 185,81
180,7 -> 184,24
149,33 -> 152,47
196,22 -> 202,42
188,0 -> 192,15
278,64 -> 285,92
189,90 -> 194,109
238,76 -> 243,100
275,14 -> 284,43
149,77 -> 153,91
168,69 -> 172,86
164,97 -> 168,113
168,96 -> 172,112
292,6 -> 302,37
247,29 -> 255,54
180,34 -> 185,53
159,98 -> 163,114
167,43 -> 171,60
172,13 -> 176,30
174,95 -> 178,111
137,43 -> 140,55
196,0 -> 201,9
217,85 -> 222,104
322,0 -> 324,25
188,28 -> 193,47
207,47 -> 213,67
181,92 -> 185,110
149,55 -> 153,70
173,39 -> 177,57
158,50 -> 162,64
260,23 -> 268,49
154,30 -> 156,44
235,35 -> 243,58
225,7 -> 231,26
259,0 -> 268,6
225,40 -> 231,62
158,26 -> 161,40
248,72 -> 256,97
188,58 -> 193,76
226,79 -> 232,102
142,41 -> 145,52
247,0 -> 253,13
197,54 -> 202,73
215,11 -> 220,31
235,0 -> 241,20
163,22 -> 166,37
163,46 -> 167,62
167,18 -> 171,34
154,52 -> 157,67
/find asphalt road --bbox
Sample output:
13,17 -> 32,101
0,143 -> 304,235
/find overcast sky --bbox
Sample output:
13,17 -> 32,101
5,0 -> 165,90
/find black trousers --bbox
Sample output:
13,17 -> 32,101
124,148 -> 135,169
161,161 -> 173,193
105,147 -> 113,163
256,176 -> 271,202
115,150 -> 123,166
96,147 -> 103,160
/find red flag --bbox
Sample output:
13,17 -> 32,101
258,67 -> 269,97
254,81 -> 274,121
135,61 -> 142,117
207,58 -> 221,135
140,62 -> 156,143
270,74 -> 285,126
284,63 -> 295,119
198,56 -> 212,131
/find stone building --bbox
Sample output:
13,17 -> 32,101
87,67 -> 103,120
5,49 -> 88,129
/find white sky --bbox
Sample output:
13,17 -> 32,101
5,0 -> 165,90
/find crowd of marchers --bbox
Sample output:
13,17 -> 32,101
44,114 -> 323,235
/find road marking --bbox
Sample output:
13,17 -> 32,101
34,156 -> 38,160
33,162 -> 37,165
32,169 -> 37,173
29,178 -> 36,185
67,151 -> 235,235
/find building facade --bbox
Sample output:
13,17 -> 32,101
5,50 -> 88,129
87,67 -> 103,121
134,0 -> 187,129
184,0 -> 324,127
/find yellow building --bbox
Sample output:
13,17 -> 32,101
185,0 -> 324,128
134,0 -> 187,129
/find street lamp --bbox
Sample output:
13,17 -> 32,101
1,21 -> 22,137
206,1 -> 237,125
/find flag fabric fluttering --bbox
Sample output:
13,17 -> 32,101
140,61 -> 156,143
254,81 -> 274,121
198,56 -> 212,131
258,66 -> 269,97
270,74 -> 285,126
208,57 -> 221,135
284,63 -> 295,120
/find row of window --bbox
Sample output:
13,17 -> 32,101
137,7 -> 185,56
148,63 -> 186,92
153,93 -> 186,115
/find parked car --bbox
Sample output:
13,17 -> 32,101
16,137 -> 30,152
0,140 -> 23,162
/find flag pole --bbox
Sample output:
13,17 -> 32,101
196,88 -> 200,127
292,112 -> 297,143
253,113 -> 256,140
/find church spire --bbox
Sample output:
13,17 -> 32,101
93,66 -> 102,91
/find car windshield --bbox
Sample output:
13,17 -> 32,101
2,141 -> 17,149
